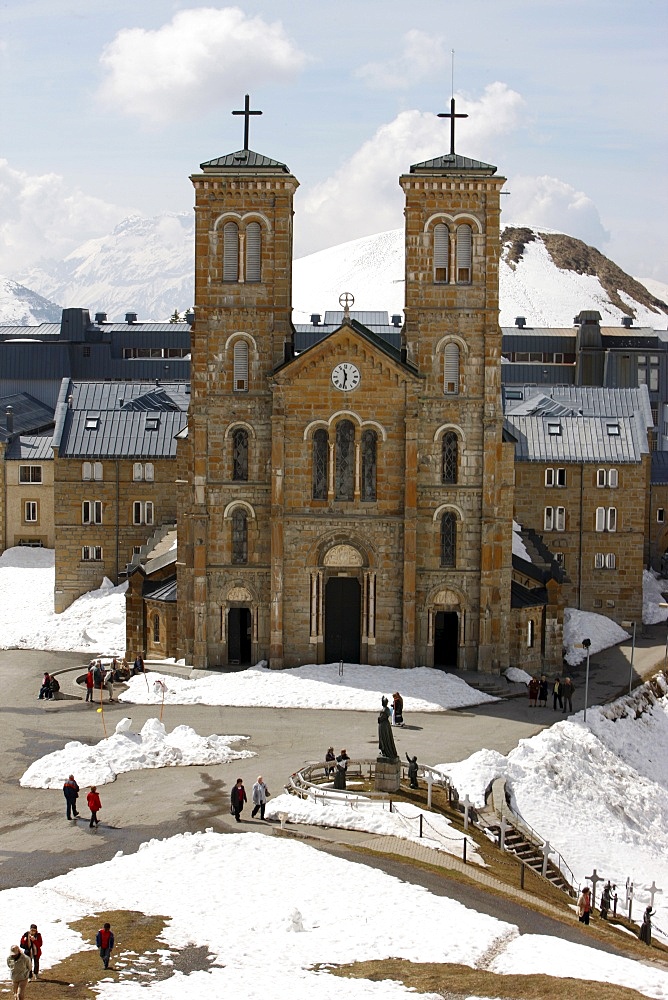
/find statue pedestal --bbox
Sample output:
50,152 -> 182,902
375,756 -> 401,793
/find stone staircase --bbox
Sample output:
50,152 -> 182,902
485,821 -> 574,895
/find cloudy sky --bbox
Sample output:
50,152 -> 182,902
1,0 -> 666,281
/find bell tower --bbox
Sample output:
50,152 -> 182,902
178,98 -> 299,668
400,101 -> 513,673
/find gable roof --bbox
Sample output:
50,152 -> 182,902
276,318 -> 418,378
0,392 -> 54,443
5,433 -> 54,461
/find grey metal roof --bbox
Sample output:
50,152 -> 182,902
0,392 -> 54,442
54,381 -> 189,458
505,385 -> 654,423
5,433 -> 54,461
504,413 -> 647,463
199,149 -> 290,173
322,311 -> 397,327
511,580 -> 547,609
410,153 -> 497,174
502,332 -> 576,350
145,578 -> 177,603
104,323 -> 191,334
0,324 -> 61,340
501,365 -> 576,386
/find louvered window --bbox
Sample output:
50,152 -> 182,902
145,463 -> 154,482
312,429 -> 328,500
361,429 -> 377,501
233,340 -> 249,392
231,508 -> 248,564
223,221 -> 239,282
335,420 -> 355,500
456,224 -> 472,283
595,552 -> 605,568
443,343 -> 460,395
608,468 -> 618,488
133,463 -> 143,482
245,222 -> 261,283
153,614 -> 160,643
433,223 -> 449,282
440,512 -> 457,567
93,462 -> 103,481
232,428 -> 249,481
442,432 -> 458,484
606,552 -> 616,569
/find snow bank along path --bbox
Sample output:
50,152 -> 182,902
20,718 -> 255,788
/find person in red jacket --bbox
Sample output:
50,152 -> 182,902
19,925 -> 42,980
84,666 -> 95,703
87,786 -> 101,828
95,922 -> 114,969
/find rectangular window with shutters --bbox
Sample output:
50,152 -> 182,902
606,553 -> 616,569
594,552 -> 605,568
433,223 -> 448,282
456,225 -> 472,283
233,341 -> 249,392
245,222 -> 261,282
443,344 -> 459,395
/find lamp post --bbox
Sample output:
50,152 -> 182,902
621,621 -> 636,695
582,638 -> 591,723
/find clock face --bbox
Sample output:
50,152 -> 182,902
331,362 -> 361,392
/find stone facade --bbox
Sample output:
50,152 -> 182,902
53,455 -> 179,612
177,149 -> 515,672
4,455 -> 54,549
512,458 -> 649,624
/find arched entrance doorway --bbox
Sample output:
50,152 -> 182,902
228,607 -> 252,665
324,577 -> 361,663
434,611 -> 459,668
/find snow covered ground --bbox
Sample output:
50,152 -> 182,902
119,663 -> 499,712
2,831 -> 667,1000
19,717 -> 255,789
436,672 -> 668,942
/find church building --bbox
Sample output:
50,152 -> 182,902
176,101 -> 519,673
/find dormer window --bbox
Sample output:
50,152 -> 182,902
606,423 -> 620,436
85,416 -> 100,430
145,417 -> 159,430
547,422 -> 561,436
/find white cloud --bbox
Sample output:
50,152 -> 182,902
357,29 -> 447,89
0,160 -> 129,274
98,6 -> 307,125
297,83 -> 526,256
505,175 -> 610,251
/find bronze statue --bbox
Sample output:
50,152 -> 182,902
378,697 -> 398,760
406,752 -> 419,788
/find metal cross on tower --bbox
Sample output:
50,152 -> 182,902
232,94 -> 262,150
437,97 -> 468,156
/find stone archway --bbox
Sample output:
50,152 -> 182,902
427,587 -> 465,670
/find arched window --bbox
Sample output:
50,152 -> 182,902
232,428 -> 249,481
312,429 -> 328,500
440,512 -> 457,567
433,223 -> 449,283
456,224 -> 472,283
152,613 -> 160,644
245,222 -> 261,282
442,432 -> 458,484
233,340 -> 249,392
361,429 -> 377,501
223,221 -> 239,282
335,420 -> 355,500
231,509 -> 248,564
444,343 -> 460,395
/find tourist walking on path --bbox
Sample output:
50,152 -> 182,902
7,946 -> 31,999
393,692 -> 406,727
96,923 -> 114,969
85,665 -> 95,702
528,676 -> 539,707
63,775 -> 80,820
552,676 -> 563,711
251,776 -> 270,820
538,676 -> 548,708
639,905 -> 655,945
577,886 -> 592,925
230,778 -> 247,823
87,786 -> 101,828
20,925 -> 42,980
562,677 -> 575,713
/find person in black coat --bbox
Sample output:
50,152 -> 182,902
639,905 -> 655,945
230,778 -> 247,823
538,675 -> 548,707
63,775 -> 80,820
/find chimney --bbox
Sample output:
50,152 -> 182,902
67,395 -> 73,409
515,316 -> 526,329
310,313 -> 321,326
184,310 -> 195,324
94,312 -> 107,325
391,314 -> 402,328
5,405 -> 13,434
621,316 -> 633,329
125,312 -> 138,325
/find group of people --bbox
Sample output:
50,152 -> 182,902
7,920 -> 116,993
230,776 -> 270,822
527,674 -> 575,712
577,884 -> 655,944
63,774 -> 102,828
37,672 -> 60,700
84,654 -> 146,704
